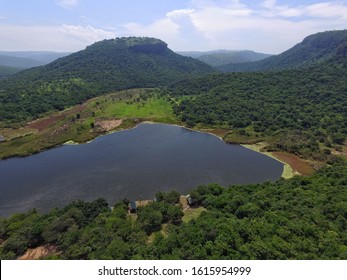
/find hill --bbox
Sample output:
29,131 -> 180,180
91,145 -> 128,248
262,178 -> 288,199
0,37 -> 215,123
218,30 -> 347,72
179,50 -> 272,67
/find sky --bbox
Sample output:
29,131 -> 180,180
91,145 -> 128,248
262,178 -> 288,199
0,0 -> 346,54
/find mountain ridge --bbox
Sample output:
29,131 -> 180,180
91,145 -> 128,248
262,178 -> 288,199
218,29 -> 347,72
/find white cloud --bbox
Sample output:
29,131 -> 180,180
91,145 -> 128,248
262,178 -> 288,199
59,25 -> 115,42
166,9 -> 195,18
0,24 -> 115,51
2,1 -> 347,54
124,19 -> 180,39
260,0 -> 347,19
56,0 -> 78,9
262,0 -> 277,9
306,2 -> 347,19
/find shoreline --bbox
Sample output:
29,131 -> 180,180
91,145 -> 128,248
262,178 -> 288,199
241,143 -> 299,179
109,121 -> 295,179
1,120 -> 301,179
148,122 -> 294,179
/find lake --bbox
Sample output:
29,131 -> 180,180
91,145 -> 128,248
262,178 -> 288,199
0,123 -> 283,217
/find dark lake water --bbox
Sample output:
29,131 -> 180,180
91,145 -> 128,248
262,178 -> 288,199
0,123 -> 283,217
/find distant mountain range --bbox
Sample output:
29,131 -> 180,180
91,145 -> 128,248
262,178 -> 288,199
178,50 -> 272,67
0,51 -> 71,66
218,29 -> 347,72
0,65 -> 23,79
1,30 -> 347,123
0,51 -> 71,77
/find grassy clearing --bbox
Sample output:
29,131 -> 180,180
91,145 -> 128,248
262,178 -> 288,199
0,127 -> 37,140
103,97 -> 176,123
182,207 -> 207,223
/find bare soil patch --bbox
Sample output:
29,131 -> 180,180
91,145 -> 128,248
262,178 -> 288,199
27,104 -> 86,131
18,245 -> 59,260
209,129 -> 230,137
94,119 -> 123,132
272,152 -> 315,176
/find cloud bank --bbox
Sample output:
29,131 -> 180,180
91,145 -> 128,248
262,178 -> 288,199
1,1 -> 346,53
0,24 -> 115,51
123,0 -> 347,53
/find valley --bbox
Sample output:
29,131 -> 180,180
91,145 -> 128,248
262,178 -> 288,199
0,32 -> 346,260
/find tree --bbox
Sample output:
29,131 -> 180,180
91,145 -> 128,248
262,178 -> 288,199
137,207 -> 163,235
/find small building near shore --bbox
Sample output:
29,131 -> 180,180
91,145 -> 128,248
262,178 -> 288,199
187,195 -> 197,207
129,201 -> 137,213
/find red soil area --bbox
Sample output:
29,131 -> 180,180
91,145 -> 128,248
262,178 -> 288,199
27,104 -> 86,131
272,151 -> 315,176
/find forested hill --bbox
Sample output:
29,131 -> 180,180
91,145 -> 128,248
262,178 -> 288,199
0,37 -> 215,123
218,30 -> 347,72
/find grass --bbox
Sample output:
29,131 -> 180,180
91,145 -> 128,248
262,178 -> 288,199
0,127 -> 36,140
104,97 -> 176,122
182,207 -> 207,223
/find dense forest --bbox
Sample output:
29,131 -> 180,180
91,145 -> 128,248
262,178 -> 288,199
171,56 -> 347,160
0,160 -> 346,260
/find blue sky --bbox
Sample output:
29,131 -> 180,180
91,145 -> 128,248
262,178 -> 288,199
0,0 -> 346,53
